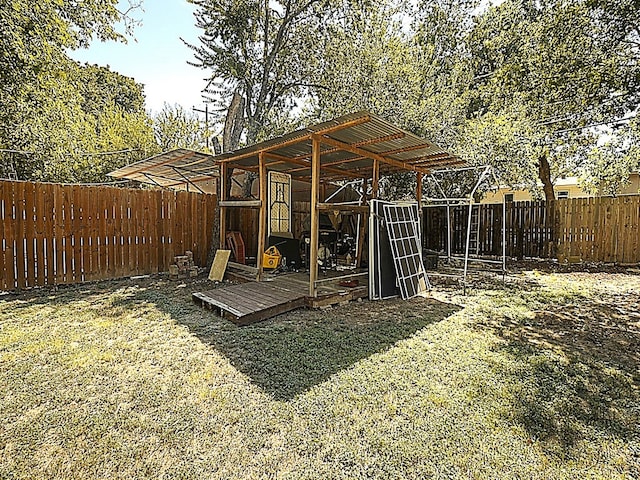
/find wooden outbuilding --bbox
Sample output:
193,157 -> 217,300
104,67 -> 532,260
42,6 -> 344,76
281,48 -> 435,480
212,111 -> 464,298
111,111 -> 464,323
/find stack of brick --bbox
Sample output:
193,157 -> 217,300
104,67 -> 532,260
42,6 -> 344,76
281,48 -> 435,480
168,251 -> 199,280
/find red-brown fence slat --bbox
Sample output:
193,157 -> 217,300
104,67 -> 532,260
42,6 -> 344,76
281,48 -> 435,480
78,186 -> 88,282
70,185 -> 81,282
63,186 -> 74,283
113,187 -> 125,277
621,197 -> 633,263
104,189 -> 114,278
13,182 -> 27,289
141,190 -> 151,274
631,197 -> 640,263
159,190 -> 169,270
22,182 -> 36,287
119,187 -> 130,276
2,182 -> 15,289
126,187 -> 136,275
145,191 -> 154,274
153,190 -> 163,272
97,187 -> 107,279
173,191 -> 184,256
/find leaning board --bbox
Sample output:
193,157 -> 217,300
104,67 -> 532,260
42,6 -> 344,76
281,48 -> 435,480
369,199 -> 399,300
209,249 -> 231,281
382,203 -> 430,299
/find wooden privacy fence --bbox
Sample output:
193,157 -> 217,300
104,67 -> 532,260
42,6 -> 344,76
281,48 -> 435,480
423,195 -> 640,264
555,196 -> 640,264
1,180 -> 217,290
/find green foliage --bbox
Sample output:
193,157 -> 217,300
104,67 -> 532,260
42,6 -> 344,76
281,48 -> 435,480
187,0 -> 330,145
463,0 -> 639,198
153,103 -> 210,152
76,63 -> 146,115
182,0 -> 638,199
0,0 -> 153,183
580,119 -> 640,195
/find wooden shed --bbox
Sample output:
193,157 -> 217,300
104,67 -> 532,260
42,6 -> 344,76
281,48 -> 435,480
112,111 -> 464,323
213,111 -> 463,296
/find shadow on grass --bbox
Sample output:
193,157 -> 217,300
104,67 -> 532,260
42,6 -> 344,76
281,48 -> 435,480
180,297 -> 460,400
475,291 -> 640,460
2,278 -> 461,401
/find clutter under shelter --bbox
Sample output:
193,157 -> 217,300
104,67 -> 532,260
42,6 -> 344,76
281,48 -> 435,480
202,112 -> 466,323
112,111 -> 467,324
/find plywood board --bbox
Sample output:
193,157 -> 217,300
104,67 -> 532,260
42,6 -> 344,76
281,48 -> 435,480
209,249 -> 231,281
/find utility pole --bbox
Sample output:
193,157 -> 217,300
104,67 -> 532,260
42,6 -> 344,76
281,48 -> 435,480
192,104 -> 209,150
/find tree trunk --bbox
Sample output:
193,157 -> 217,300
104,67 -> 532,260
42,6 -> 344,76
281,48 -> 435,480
222,90 -> 245,199
223,91 -> 245,153
538,151 -> 557,258
538,152 -> 555,202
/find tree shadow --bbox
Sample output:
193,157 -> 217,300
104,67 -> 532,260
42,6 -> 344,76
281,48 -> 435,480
180,297 -> 460,400
474,289 -> 640,460
1,278 -> 459,401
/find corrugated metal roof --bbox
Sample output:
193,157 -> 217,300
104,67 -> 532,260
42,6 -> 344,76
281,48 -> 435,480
108,112 -> 464,191
108,149 -> 218,194
215,111 -> 464,181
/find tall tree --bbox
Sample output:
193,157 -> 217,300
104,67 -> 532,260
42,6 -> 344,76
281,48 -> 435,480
153,103 -> 210,152
0,0 -> 150,182
580,118 -> 640,195
186,0 -> 329,148
464,0 -> 640,201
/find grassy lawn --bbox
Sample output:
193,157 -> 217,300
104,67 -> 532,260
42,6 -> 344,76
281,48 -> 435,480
1,269 -> 639,479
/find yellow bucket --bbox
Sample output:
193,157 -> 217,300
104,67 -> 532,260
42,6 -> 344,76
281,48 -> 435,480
262,246 -> 281,269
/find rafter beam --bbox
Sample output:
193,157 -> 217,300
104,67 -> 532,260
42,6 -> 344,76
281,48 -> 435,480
411,153 -> 459,164
264,151 -> 366,180
216,134 -> 313,164
311,115 -> 371,136
413,157 -> 465,168
314,134 -> 430,174
216,116 -> 373,165
378,143 -> 435,156
289,132 -> 406,163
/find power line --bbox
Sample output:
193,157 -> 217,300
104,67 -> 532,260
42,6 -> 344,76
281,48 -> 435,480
0,148 -> 139,156
553,114 -> 637,134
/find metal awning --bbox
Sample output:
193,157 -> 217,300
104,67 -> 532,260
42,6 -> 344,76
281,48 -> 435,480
214,111 -> 465,181
108,148 -> 218,194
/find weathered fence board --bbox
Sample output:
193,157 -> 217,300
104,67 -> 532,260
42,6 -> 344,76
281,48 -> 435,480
0,180 -> 217,290
424,195 -> 640,264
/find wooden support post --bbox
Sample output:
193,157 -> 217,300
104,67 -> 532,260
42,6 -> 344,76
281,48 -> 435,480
309,137 -> 321,297
219,162 -> 227,250
356,178 -> 368,268
416,171 -> 423,245
257,153 -> 267,280
372,158 -> 379,199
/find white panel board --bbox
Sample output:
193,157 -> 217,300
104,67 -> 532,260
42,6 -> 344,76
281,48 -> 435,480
382,203 -> 430,299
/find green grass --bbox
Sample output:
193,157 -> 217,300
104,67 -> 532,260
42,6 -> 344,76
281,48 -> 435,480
1,271 -> 639,479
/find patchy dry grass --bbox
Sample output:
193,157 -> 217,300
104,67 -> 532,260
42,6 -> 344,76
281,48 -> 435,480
0,270 -> 639,479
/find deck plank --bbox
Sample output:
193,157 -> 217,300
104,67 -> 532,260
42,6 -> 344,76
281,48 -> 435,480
192,276 -> 309,324
193,271 -> 369,325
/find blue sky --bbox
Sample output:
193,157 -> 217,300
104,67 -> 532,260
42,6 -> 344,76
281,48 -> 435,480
70,0 -> 209,114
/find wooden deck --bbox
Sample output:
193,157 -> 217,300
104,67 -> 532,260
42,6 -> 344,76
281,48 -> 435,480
192,271 -> 368,325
